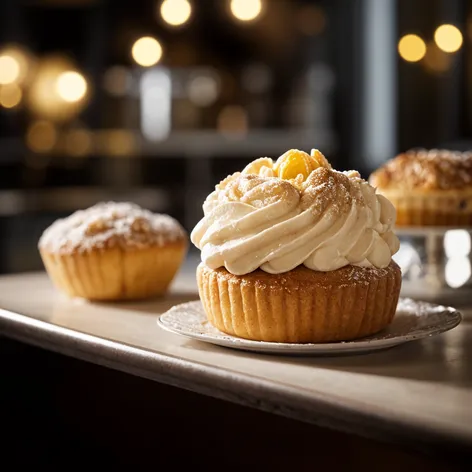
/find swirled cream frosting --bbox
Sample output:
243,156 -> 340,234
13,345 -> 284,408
191,149 -> 399,275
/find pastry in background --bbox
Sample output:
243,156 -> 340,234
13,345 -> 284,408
39,202 -> 188,301
369,149 -> 472,226
191,149 -> 401,343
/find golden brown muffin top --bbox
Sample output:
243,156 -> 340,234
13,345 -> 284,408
39,202 -> 187,253
198,260 -> 401,289
369,149 -> 472,191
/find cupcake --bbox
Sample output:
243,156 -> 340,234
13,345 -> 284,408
191,149 -> 402,343
39,202 -> 188,301
369,149 -> 472,226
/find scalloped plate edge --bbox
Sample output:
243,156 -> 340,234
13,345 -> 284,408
157,300 -> 462,355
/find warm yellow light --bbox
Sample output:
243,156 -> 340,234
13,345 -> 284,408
0,46 -> 31,85
422,41 -> 451,74
0,55 -> 20,85
434,24 -> 463,53
65,128 -> 93,157
56,71 -> 87,102
160,0 -> 192,26
230,0 -> 262,22
398,34 -> 426,62
28,56 -> 89,121
0,84 -> 22,108
26,121 -> 57,153
98,130 -> 136,157
131,37 -> 163,67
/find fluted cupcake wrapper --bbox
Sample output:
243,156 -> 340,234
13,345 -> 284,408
40,243 -> 187,301
378,190 -> 472,227
197,262 -> 402,343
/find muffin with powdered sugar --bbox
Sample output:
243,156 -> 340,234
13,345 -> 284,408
39,202 -> 187,300
370,149 -> 472,226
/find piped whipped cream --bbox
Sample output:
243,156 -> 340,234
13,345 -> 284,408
191,149 -> 400,275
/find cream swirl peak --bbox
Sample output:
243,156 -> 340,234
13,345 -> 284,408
191,149 -> 400,275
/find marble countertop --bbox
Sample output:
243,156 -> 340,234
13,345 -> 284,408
1,259 -> 471,459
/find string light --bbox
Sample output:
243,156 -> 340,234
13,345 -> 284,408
132,37 -> 163,67
434,24 -> 463,53
160,0 -> 192,27
230,0 -> 263,22
56,71 -> 88,102
0,84 -> 22,108
398,34 -> 426,62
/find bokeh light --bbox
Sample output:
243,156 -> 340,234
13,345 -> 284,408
0,84 -> 22,108
27,56 -> 89,121
444,230 -> 471,258
98,130 -> 136,157
445,258 -> 471,288
56,71 -> 87,102
422,41 -> 451,74
132,37 -> 163,67
241,63 -> 272,94
398,34 -> 426,62
187,71 -> 220,107
0,55 -> 20,85
160,0 -> 192,27
64,128 -> 93,157
217,105 -> 248,136
444,230 -> 471,289
434,24 -> 463,53
26,121 -> 57,153
230,0 -> 262,22
0,46 -> 31,85
103,66 -> 130,96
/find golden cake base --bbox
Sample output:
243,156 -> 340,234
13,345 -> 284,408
40,242 -> 187,301
197,262 -> 402,343
378,189 -> 472,227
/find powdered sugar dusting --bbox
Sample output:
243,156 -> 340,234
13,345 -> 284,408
370,148 -> 472,190
338,265 -> 389,286
39,201 -> 187,253
300,168 -> 353,217
192,162 -> 398,275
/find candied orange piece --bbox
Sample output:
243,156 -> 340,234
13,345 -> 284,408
311,149 -> 332,169
275,149 -> 319,181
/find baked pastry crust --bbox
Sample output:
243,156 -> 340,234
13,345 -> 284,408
39,202 -> 188,300
370,149 -> 472,226
370,149 -> 472,191
41,242 -> 187,301
197,261 -> 401,343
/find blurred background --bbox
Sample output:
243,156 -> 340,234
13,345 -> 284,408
0,0 -> 471,274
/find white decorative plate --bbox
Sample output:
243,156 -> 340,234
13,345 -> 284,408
157,299 -> 462,355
